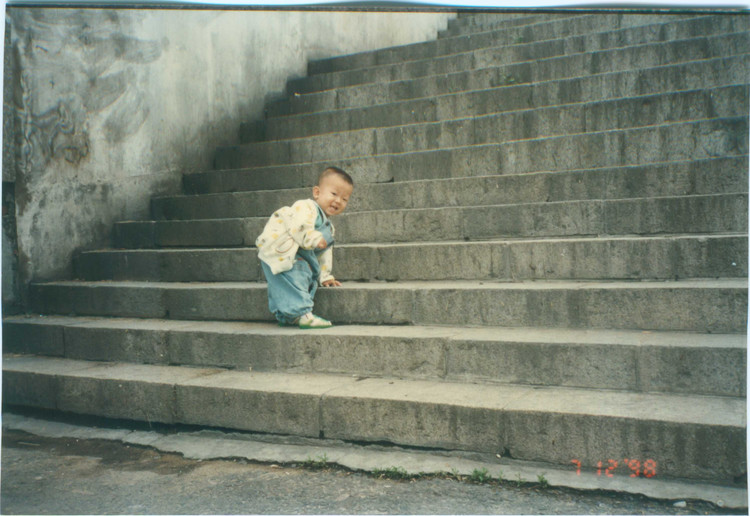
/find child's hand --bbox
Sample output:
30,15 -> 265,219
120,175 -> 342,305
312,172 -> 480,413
322,279 -> 342,287
316,239 -> 327,249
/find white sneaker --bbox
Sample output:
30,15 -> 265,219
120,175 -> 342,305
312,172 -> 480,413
298,312 -> 333,329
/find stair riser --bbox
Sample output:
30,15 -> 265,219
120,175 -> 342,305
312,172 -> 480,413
321,395 -> 745,484
263,85 -> 747,144
269,54 -> 748,120
5,320 -> 745,397
76,249 -> 261,282
288,32 -> 747,95
164,159 -> 749,220
216,117 -> 748,173
3,365 -> 745,483
337,236 -> 748,282
115,194 -> 748,248
342,195 -> 748,243
29,282 -> 748,333
75,236 -> 748,283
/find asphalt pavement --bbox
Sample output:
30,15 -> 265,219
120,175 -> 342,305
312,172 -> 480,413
1,411 -> 745,515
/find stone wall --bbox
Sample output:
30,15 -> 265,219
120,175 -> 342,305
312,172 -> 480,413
2,7 -> 454,310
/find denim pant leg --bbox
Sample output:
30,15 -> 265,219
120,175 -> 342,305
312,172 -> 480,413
261,259 -> 318,324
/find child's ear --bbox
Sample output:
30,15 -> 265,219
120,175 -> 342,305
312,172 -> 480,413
312,185 -> 320,199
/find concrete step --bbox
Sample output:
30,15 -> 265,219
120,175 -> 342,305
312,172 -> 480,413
441,12 -> 594,38
298,13 -> 732,89
4,316 -> 745,397
189,140 -> 746,193
229,85 -> 749,170
306,13 -> 652,76
216,115 -> 748,178
264,80 -> 747,142
3,354 -> 746,483
268,53 -> 748,123
308,12 -> 567,75
113,193 -> 748,248
265,56 -> 750,139
74,234 -> 748,283
28,278 -> 747,333
161,159 -> 748,221
285,31 -> 748,96
271,16 -> 748,118
440,11 -> 699,38
256,91 -> 750,170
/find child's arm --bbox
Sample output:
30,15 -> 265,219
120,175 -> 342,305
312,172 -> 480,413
318,247 -> 341,287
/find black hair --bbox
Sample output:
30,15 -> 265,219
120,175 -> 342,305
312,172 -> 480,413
319,166 -> 354,186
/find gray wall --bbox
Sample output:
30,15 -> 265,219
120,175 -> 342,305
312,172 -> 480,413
2,7 -> 454,310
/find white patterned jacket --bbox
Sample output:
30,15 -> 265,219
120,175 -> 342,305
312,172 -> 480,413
255,198 -> 335,284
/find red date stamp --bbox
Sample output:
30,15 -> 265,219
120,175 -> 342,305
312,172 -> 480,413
571,459 -> 657,478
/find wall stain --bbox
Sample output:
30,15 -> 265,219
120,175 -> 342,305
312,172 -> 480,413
10,8 -> 164,174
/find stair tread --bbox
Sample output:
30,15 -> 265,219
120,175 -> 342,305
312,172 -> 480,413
5,315 -> 746,347
84,232 -> 750,253
32,278 -> 749,289
3,354 -> 745,427
128,192 -> 748,224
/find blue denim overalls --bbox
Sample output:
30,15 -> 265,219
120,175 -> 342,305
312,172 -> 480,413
260,203 -> 334,325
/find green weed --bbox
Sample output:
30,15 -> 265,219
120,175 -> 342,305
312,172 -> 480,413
303,453 -> 329,470
470,467 -> 492,483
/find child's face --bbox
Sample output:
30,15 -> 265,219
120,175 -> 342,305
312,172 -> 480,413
313,174 -> 353,217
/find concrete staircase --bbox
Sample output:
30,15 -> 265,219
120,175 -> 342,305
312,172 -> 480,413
4,11 -> 748,491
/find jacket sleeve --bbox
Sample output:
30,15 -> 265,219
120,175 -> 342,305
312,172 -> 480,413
318,247 -> 334,285
288,200 -> 324,250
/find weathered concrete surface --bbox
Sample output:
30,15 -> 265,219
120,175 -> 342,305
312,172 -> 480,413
232,86 -> 750,160
26,279 -> 749,333
266,71 -> 750,139
268,53 -> 749,119
162,159 -> 748,220
213,118 -> 748,179
6,10 -> 747,496
4,316 -> 746,397
3,7 -> 453,308
112,193 -> 748,248
2,357 -> 746,484
285,31 -> 748,95
72,235 -> 748,283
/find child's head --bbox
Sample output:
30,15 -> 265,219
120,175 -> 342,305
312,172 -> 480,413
313,166 -> 354,217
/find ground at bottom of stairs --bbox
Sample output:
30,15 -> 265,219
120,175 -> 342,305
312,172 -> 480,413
1,426 -> 743,515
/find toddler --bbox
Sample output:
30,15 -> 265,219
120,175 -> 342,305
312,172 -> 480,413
256,166 -> 354,329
